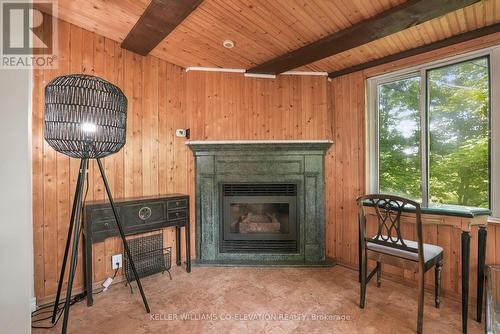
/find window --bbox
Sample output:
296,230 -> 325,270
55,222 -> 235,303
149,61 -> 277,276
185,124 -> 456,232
378,76 -> 422,201
368,52 -> 497,213
427,58 -> 490,208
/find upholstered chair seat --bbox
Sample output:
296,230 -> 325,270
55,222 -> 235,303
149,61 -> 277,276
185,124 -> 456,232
367,236 -> 443,263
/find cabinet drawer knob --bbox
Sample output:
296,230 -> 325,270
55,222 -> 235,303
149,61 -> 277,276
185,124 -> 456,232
104,223 -> 109,228
175,212 -> 180,217
176,201 -> 180,206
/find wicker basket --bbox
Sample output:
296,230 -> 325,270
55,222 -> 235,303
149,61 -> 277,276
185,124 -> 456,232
124,232 -> 172,284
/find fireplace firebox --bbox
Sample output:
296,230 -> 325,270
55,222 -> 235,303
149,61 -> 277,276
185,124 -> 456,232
220,183 -> 298,253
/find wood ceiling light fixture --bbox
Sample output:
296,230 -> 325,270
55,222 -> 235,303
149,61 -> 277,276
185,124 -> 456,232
121,0 -> 203,56
246,0 -> 480,75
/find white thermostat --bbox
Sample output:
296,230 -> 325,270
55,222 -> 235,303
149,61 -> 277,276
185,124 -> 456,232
175,128 -> 190,138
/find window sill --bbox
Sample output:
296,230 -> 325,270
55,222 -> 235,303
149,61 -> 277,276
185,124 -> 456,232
418,204 -> 490,218
487,217 -> 500,224
362,200 -> 491,218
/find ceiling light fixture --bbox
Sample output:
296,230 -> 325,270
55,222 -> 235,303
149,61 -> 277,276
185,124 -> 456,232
223,39 -> 235,49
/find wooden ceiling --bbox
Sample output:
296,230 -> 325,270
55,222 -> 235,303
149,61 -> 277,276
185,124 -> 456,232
50,0 -> 500,73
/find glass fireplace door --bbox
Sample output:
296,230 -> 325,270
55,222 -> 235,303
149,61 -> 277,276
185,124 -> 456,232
222,195 -> 297,241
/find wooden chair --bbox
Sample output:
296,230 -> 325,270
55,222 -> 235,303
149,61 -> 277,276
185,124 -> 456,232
357,194 -> 444,334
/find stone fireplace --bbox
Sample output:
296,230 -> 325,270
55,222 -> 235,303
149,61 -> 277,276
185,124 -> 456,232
187,140 -> 333,265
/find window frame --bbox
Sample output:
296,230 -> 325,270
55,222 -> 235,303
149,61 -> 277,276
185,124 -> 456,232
367,47 -> 500,215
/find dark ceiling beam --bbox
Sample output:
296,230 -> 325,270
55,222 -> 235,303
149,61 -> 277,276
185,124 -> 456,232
246,0 -> 480,75
121,0 -> 203,56
328,23 -> 500,78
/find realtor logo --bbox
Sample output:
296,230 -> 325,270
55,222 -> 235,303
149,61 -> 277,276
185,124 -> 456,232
1,0 -> 58,68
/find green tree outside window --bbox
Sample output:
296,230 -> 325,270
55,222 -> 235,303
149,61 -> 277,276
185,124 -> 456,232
378,57 -> 490,208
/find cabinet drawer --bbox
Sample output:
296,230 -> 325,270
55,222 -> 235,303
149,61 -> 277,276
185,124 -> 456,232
92,220 -> 118,233
167,209 -> 187,221
89,207 -> 118,233
167,199 -> 187,210
121,201 -> 167,229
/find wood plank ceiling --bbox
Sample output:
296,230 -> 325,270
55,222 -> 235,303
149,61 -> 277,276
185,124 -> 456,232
50,0 -> 500,73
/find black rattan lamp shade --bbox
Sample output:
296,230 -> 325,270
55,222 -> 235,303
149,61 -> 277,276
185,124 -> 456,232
44,74 -> 127,159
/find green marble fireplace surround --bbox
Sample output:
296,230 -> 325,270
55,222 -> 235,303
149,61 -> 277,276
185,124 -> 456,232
187,140 -> 333,266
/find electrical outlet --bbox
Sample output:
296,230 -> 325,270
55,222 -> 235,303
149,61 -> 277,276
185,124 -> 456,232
112,254 -> 122,269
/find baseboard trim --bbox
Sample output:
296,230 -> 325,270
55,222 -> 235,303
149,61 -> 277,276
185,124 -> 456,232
30,297 -> 37,312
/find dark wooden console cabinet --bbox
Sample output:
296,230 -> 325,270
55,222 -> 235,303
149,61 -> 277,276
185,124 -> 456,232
82,194 -> 190,306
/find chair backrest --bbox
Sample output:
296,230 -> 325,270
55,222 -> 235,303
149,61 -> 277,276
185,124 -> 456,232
357,194 -> 424,263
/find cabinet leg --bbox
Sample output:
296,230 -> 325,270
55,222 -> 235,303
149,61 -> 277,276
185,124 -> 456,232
477,226 -> 487,322
462,231 -> 471,333
176,226 -> 181,266
186,224 -> 191,273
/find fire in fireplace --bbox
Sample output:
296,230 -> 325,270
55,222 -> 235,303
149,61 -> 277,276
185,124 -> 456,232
220,183 -> 298,253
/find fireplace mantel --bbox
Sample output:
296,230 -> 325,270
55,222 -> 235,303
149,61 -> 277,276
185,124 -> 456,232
186,140 -> 333,152
187,139 -> 333,266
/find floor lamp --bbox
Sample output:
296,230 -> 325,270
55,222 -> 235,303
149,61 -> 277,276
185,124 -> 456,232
44,74 -> 150,333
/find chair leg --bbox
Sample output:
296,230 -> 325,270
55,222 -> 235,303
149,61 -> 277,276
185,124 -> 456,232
417,269 -> 425,334
435,259 -> 443,308
360,248 -> 367,309
376,261 -> 382,287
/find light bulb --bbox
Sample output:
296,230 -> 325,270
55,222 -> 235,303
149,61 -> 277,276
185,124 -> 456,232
81,122 -> 97,133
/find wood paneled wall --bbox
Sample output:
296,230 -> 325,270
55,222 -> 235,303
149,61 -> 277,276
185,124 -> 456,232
33,19 -> 189,301
325,72 -> 366,266
33,19 -> 333,301
34,17 -> 500,304
184,71 -> 331,140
